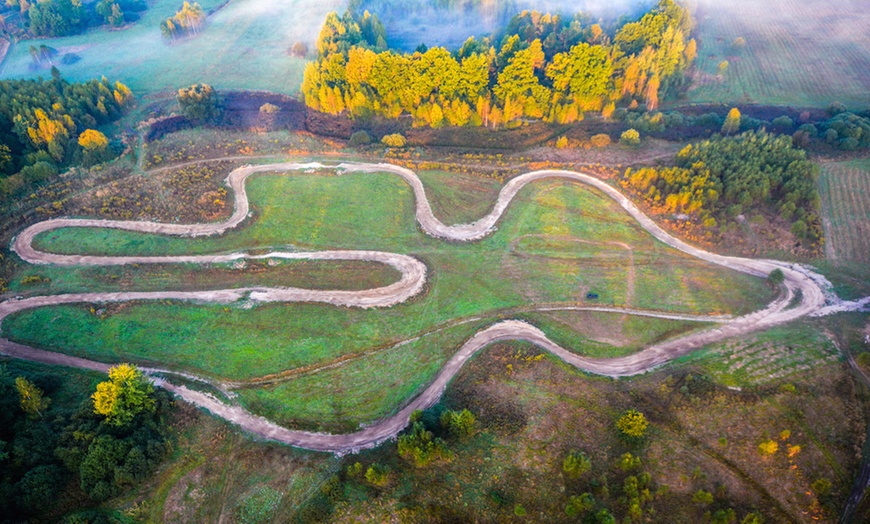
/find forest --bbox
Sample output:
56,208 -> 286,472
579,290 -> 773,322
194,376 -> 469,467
622,130 -> 823,244
301,0 -> 696,128
0,363 -> 171,522
0,72 -> 133,202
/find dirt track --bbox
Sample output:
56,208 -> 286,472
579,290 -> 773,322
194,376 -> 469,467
1,160 -> 864,454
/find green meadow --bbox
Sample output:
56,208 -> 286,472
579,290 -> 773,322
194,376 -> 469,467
3,167 -> 773,427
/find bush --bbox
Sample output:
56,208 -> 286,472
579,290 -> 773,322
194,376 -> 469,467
695,112 -> 722,128
565,493 -> 595,516
797,123 -> 818,137
364,464 -> 391,487
397,422 -> 451,467
771,116 -> 794,129
758,440 -> 778,456
590,134 -> 611,147
19,162 -> 58,185
290,42 -> 308,58
555,136 -> 568,148
616,410 -> 648,438
692,489 -> 714,505
258,103 -> 280,113
827,102 -> 847,116
177,83 -> 221,124
562,451 -> 592,479
767,268 -> 784,286
381,133 -> 407,147
620,128 -> 640,146
349,130 -> 372,146
440,409 -> 476,439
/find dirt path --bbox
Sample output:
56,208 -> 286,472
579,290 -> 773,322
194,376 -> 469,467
2,160 -> 866,454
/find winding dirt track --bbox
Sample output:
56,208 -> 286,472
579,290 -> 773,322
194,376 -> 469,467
0,160 -> 860,453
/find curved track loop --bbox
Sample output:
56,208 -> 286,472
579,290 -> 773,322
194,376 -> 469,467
0,160 -> 854,453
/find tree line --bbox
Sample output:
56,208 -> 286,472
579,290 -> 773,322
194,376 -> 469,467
302,0 -> 696,128
622,129 -> 822,244
0,71 -> 133,202
2,0 -> 147,38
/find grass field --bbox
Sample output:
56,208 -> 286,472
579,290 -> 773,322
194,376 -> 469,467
677,321 -> 841,388
3,167 -> 773,428
819,159 -> 870,266
686,0 -> 870,108
0,0 -> 342,95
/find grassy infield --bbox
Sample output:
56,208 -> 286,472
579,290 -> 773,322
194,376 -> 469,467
3,165 -> 773,431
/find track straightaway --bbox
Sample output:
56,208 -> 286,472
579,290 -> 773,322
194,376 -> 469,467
1,160 -> 863,454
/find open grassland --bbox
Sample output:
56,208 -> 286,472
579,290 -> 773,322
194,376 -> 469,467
3,167 -> 772,428
687,0 -> 870,108
0,0 -> 341,95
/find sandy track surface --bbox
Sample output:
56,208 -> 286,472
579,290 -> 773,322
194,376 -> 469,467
2,160 -> 865,453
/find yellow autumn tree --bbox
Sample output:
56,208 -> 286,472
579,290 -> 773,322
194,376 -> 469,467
92,364 -> 156,426
78,129 -> 110,166
15,376 -> 50,418
722,107 -> 741,135
78,129 -> 108,150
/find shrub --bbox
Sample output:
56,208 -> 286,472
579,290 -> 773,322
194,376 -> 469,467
797,123 -> 818,137
290,42 -> 308,58
397,422 -> 451,467
758,440 -> 778,456
590,134 -> 611,147
618,452 -> 642,472
364,464 -> 391,487
767,268 -> 784,286
620,128 -> 640,146
562,451 -> 592,479
772,116 -> 794,129
381,133 -> 407,147
19,162 -> 58,185
349,130 -> 372,146
692,489 -> 714,505
695,112 -> 723,128
812,477 -> 832,499
827,102 -> 847,116
178,83 -> 221,124
440,409 -> 476,439
555,136 -> 568,148
259,103 -> 280,113
565,493 -> 595,516
617,410 -> 648,438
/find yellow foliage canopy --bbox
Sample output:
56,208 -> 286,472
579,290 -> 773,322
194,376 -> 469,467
78,129 -> 109,150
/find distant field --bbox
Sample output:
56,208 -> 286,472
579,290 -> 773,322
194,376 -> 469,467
0,0 -> 342,95
819,159 -> 870,265
687,0 -> 870,109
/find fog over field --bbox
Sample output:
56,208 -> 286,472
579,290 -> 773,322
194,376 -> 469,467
354,0 -> 655,50
688,0 -> 870,107
0,0 -> 867,104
